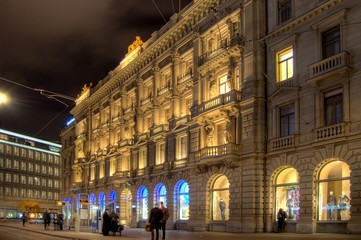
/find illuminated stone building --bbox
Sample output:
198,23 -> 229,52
61,0 -> 361,234
0,129 -> 62,219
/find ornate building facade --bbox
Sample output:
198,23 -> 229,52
61,0 -> 361,234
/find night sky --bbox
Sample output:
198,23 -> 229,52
0,0 -> 192,142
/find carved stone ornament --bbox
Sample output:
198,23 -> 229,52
326,144 -> 335,158
225,159 -> 239,169
193,164 -> 208,174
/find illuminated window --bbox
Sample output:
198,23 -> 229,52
317,161 -> 350,221
277,47 -> 293,82
90,164 -> 95,180
219,75 -> 230,94
274,168 -> 300,221
139,148 -> 147,169
175,180 -> 189,220
156,142 -> 165,165
28,177 -> 34,185
280,104 -> 295,137
154,184 -> 167,206
99,192 -> 106,213
138,187 -> 148,220
177,135 -> 188,160
109,158 -> 116,176
212,175 -> 229,221
99,162 -> 105,178
28,189 -> 33,198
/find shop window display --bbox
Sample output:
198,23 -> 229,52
155,184 -> 167,206
212,175 -> 230,221
99,192 -> 106,214
139,187 -> 148,220
318,161 -> 351,221
275,168 -> 300,221
176,180 -> 189,220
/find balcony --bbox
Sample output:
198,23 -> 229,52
276,77 -> 297,90
157,82 -> 171,96
151,124 -> 169,137
308,51 -> 351,84
195,90 -> 241,116
315,123 -> 344,141
173,158 -> 188,168
198,39 -> 229,67
195,143 -> 241,161
118,139 -> 134,148
270,135 -> 295,151
141,96 -> 153,106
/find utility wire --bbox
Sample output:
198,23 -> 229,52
171,0 -> 175,14
151,0 -> 167,24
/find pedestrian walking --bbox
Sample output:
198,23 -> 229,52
43,208 -> 50,230
102,209 -> 111,236
21,212 -> 28,227
160,202 -> 169,240
149,203 -> 163,240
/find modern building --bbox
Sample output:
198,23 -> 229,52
0,129 -> 62,219
61,0 -> 361,234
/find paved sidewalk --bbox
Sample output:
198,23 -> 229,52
1,221 -> 361,240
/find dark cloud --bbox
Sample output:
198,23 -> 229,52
0,0 -> 192,141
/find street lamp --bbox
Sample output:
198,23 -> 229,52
0,92 -> 9,104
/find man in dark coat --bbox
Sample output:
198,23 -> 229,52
43,209 -> 50,230
149,203 -> 163,240
102,209 -> 111,236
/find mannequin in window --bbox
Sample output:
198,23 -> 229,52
219,199 -> 226,221
327,191 -> 337,220
286,195 -> 294,220
337,191 -> 350,220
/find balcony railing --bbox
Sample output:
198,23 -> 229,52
195,143 -> 240,161
309,51 -> 349,79
118,139 -> 134,148
157,82 -> 171,96
276,77 -> 296,90
141,96 -> 153,105
270,135 -> 295,151
151,124 -> 169,136
315,123 -> 344,141
177,72 -> 192,84
196,90 -> 241,116
173,158 -> 188,168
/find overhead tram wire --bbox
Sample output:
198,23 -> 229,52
151,0 -> 167,24
171,0 -> 176,14
0,76 -> 76,138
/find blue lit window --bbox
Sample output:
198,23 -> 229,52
139,187 -> 148,220
176,180 -> 189,220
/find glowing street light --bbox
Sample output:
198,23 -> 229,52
0,92 -> 9,104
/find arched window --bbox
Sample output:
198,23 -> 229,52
175,180 -> 189,220
274,168 -> 300,221
89,193 -> 96,205
108,190 -> 117,212
211,175 -> 229,221
138,186 -> 148,220
317,161 -> 351,221
67,197 -> 72,220
154,184 -> 167,206
99,192 -> 106,213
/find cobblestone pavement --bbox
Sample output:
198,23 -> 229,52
0,221 -> 360,240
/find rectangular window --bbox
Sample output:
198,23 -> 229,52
54,180 -> 60,188
13,188 -> 19,197
28,163 -> 34,172
99,162 -> 105,178
28,189 -> 33,198
109,158 -> 116,176
219,75 -> 230,94
90,164 -> 95,180
20,188 -> 26,198
278,0 -> 292,24
41,191 -> 47,199
28,177 -> 34,185
41,178 -> 47,187
277,47 -> 294,82
21,161 -> 27,171
21,176 -> 26,184
13,174 -> 19,183
5,173 -> 11,182
280,105 -> 295,137
54,167 -> 59,176
322,26 -> 340,59
48,179 -> 53,188
324,92 -> 343,126
156,143 -> 165,165
139,148 -> 147,169
177,135 -> 188,160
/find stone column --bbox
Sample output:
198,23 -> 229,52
153,65 -> 161,126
